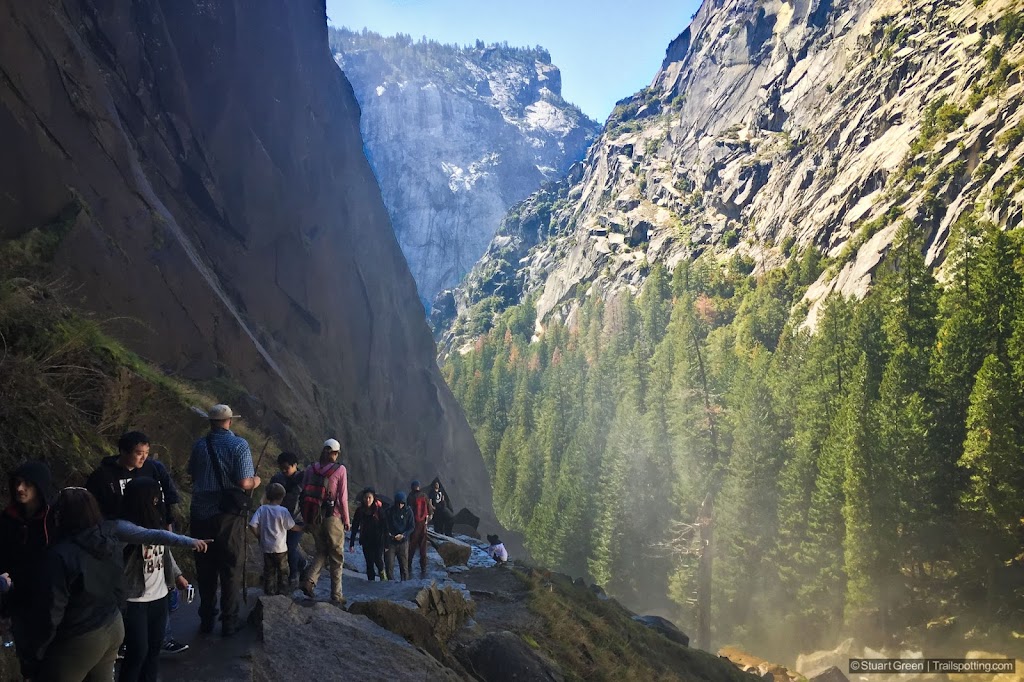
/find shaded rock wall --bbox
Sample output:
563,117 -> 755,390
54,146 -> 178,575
0,0 -> 494,520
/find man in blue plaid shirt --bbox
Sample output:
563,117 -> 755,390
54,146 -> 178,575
188,404 -> 260,636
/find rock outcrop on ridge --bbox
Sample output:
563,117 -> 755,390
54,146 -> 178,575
437,0 -> 1024,350
331,28 -> 600,309
0,0 -> 493,518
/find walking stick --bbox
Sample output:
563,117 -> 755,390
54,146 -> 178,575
243,437 -> 272,605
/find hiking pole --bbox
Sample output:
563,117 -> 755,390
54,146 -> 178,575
243,437 -> 272,605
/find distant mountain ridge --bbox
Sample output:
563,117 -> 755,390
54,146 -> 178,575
437,0 -> 1024,349
330,28 -> 600,309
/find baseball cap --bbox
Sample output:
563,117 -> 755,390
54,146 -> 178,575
323,438 -> 341,452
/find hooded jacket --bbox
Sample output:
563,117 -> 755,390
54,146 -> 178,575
85,455 -> 167,520
36,526 -> 124,660
0,461 -> 57,613
384,503 -> 415,544
349,496 -> 386,548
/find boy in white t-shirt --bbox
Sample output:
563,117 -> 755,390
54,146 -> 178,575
249,483 -> 296,595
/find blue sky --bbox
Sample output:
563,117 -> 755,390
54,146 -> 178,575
325,0 -> 702,121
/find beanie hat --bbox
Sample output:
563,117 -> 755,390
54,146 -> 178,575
394,491 -> 407,504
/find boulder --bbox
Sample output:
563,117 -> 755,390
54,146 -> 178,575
414,583 -> 476,641
251,596 -> 460,681
452,507 -> 481,530
808,666 -> 849,682
435,540 -> 472,567
348,599 -> 466,673
455,631 -> 564,682
632,615 -> 689,646
452,523 -> 481,539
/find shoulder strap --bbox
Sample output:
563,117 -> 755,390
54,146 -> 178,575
206,435 -> 229,491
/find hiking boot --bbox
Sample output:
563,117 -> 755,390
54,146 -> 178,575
330,595 -> 346,608
161,639 -> 189,655
300,581 -> 316,599
199,619 -> 215,635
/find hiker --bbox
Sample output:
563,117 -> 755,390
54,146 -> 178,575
429,478 -> 455,537
407,480 -> 432,578
85,431 -> 188,655
118,477 -> 201,682
0,461 -> 57,681
384,491 -> 414,581
32,487 -> 125,681
249,483 -> 295,596
349,488 -> 386,581
187,404 -> 260,636
486,534 -> 509,563
299,439 -> 349,603
85,431 -> 175,521
270,451 -> 308,587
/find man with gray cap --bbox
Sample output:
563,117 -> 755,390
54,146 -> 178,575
300,438 -> 349,603
188,404 -> 260,636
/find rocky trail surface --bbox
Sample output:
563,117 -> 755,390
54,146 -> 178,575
160,531 -> 755,681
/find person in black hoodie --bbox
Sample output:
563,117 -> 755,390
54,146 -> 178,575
383,491 -> 414,581
0,460 -> 57,681
33,487 -> 125,681
348,489 -> 387,581
85,432 -> 174,522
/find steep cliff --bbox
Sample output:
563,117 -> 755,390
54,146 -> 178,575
0,0 -> 494,521
330,29 -> 600,309
439,0 -> 1024,348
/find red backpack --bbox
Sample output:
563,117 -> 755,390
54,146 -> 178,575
300,464 -> 338,527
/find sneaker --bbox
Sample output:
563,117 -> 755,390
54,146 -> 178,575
116,643 -> 126,660
330,596 -> 346,608
300,581 -> 316,599
199,619 -> 215,635
161,639 -> 189,655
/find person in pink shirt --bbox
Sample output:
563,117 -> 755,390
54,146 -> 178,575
299,439 -> 350,604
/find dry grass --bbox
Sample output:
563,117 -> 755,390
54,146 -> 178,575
517,568 -> 756,682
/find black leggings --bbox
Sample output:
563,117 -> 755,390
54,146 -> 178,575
362,543 -> 385,580
121,593 -> 168,681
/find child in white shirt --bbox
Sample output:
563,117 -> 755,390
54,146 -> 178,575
249,483 -> 295,595
486,534 -> 509,563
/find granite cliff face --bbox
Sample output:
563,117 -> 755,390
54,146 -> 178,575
0,0 -> 493,519
438,0 -> 1024,349
330,29 -> 600,309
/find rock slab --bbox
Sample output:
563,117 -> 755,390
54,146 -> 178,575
456,630 -> 565,682
252,596 -> 461,681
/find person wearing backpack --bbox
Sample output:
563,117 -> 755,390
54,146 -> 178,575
187,404 -> 260,637
269,452 -> 308,587
299,439 -> 349,604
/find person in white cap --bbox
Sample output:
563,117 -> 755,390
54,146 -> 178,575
187,404 -> 260,636
299,438 -> 349,604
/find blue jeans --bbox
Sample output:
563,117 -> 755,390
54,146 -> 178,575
286,528 -> 304,581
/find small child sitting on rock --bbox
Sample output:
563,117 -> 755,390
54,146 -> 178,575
486,534 -> 508,564
249,483 -> 296,596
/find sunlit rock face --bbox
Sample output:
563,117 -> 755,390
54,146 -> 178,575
331,28 -> 600,309
438,0 -> 1024,350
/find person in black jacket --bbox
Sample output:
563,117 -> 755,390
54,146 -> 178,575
0,460 -> 57,681
383,492 -> 414,581
33,487 -> 125,681
269,452 -> 307,587
429,478 -> 455,537
348,489 -> 387,581
85,432 -> 175,522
